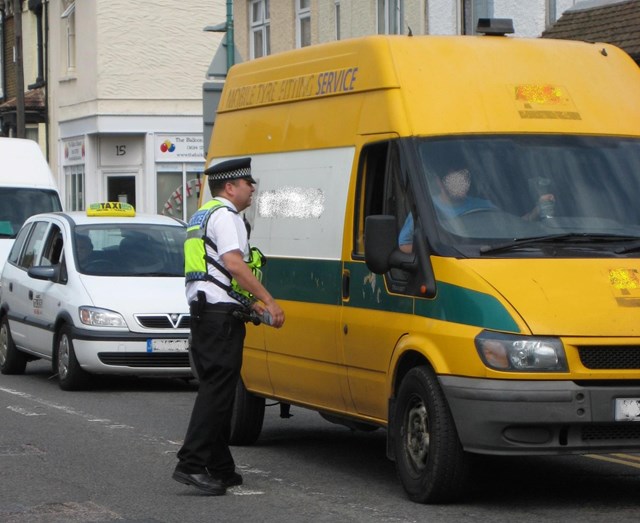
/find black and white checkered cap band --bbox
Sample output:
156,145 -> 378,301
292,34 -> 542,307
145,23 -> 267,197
208,167 -> 252,181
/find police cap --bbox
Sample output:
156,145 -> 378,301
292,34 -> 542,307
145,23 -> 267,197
205,157 -> 256,184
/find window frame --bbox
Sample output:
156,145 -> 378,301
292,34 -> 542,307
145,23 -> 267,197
249,0 -> 271,59
61,1 -> 76,73
296,0 -> 311,48
377,0 -> 404,35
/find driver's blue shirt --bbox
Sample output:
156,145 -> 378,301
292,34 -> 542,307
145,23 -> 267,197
398,196 -> 495,246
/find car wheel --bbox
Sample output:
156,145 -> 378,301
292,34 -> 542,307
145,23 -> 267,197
228,377 -> 265,446
56,325 -> 90,391
393,366 -> 468,504
0,315 -> 27,375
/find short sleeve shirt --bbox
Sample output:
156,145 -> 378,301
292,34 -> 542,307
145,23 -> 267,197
185,197 -> 249,305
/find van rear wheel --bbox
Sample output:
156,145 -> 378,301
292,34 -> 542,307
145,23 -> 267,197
228,378 -> 265,446
393,366 -> 468,504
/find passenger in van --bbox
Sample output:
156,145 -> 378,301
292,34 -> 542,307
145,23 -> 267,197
398,167 -> 554,252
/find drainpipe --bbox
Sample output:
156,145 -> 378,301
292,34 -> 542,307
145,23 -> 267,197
226,0 -> 234,69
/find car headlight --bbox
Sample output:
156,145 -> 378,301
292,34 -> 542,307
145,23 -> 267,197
79,306 -> 127,328
475,331 -> 567,372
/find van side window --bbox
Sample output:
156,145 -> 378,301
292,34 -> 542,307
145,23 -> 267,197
354,141 -> 390,256
354,140 -> 412,256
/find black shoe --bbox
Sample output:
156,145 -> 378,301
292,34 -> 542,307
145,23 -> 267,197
219,471 -> 243,488
172,470 -> 226,496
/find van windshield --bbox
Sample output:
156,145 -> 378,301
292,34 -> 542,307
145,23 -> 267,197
417,135 -> 640,255
0,188 -> 62,238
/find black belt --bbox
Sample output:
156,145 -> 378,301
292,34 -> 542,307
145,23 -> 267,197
201,302 -> 243,313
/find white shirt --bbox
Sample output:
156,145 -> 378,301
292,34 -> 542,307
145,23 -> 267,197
185,197 -> 249,305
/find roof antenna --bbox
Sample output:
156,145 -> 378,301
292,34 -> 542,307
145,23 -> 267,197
407,26 -> 413,37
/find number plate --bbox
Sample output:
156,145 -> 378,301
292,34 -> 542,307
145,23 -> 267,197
146,338 -> 189,353
615,398 -> 640,421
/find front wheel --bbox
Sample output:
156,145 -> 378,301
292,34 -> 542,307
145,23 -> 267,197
55,325 -> 90,391
228,378 -> 265,446
0,315 -> 27,375
392,366 -> 468,504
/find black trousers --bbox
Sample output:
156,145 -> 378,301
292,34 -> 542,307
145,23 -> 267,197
176,305 -> 246,476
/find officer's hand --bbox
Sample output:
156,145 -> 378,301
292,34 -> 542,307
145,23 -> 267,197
264,300 -> 285,328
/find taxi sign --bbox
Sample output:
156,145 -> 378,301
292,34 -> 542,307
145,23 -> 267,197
86,202 -> 136,217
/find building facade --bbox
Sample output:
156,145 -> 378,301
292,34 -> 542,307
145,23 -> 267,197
0,0 -> 47,146
231,0 -> 580,61
47,0 -> 224,219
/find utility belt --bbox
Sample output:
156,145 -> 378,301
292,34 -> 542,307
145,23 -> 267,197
190,291 -> 268,325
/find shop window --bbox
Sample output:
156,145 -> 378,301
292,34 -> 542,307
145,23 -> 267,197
64,165 -> 84,211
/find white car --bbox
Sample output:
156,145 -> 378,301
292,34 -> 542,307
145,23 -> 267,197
0,203 -> 191,390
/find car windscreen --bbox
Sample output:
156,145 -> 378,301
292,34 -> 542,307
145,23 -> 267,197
74,223 -> 186,276
0,188 -> 62,238
417,135 -> 640,255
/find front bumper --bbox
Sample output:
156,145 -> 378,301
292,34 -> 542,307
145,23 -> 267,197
71,326 -> 192,377
440,376 -> 640,455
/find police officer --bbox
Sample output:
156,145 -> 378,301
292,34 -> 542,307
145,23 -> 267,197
173,157 -> 285,496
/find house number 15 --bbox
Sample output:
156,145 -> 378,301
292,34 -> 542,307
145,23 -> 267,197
115,145 -> 127,156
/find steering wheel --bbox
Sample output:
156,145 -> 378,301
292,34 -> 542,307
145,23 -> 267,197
459,207 -> 497,216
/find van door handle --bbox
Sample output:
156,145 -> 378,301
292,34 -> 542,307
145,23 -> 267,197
9,282 -> 13,292
342,270 -> 350,300
28,290 -> 33,300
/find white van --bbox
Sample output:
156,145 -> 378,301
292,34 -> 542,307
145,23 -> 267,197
0,138 -> 63,271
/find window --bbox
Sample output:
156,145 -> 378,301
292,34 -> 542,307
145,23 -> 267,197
335,1 -> 341,40
18,221 -> 49,270
0,11 -> 4,99
377,0 -> 404,35
546,0 -> 557,28
61,1 -> 76,73
250,0 -> 270,59
65,165 -> 84,211
296,0 -> 311,48
461,0 -> 493,35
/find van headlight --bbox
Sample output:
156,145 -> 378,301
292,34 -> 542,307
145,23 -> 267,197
79,306 -> 127,328
475,331 -> 567,372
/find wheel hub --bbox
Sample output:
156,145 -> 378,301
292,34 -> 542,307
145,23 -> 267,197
405,399 -> 429,470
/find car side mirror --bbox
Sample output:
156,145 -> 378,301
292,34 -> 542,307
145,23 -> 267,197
28,265 -> 58,281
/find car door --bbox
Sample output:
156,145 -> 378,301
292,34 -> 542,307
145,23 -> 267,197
5,220 -> 51,352
25,220 -> 67,357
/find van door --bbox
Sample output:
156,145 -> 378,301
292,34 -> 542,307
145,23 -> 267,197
340,140 -> 419,421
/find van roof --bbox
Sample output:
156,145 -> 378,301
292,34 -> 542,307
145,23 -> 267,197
212,35 -> 640,155
0,137 -> 57,188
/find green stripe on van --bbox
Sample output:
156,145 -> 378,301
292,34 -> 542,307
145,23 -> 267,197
262,258 -> 519,332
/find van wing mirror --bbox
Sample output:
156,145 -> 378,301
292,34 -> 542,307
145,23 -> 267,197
364,215 -> 416,274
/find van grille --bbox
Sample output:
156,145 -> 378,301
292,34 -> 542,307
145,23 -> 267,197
135,314 -> 190,329
578,346 -> 640,370
98,353 -> 190,368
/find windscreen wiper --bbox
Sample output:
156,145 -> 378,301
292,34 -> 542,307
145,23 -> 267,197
480,233 -> 640,255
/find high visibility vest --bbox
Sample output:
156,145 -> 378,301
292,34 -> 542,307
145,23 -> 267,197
184,199 -> 265,307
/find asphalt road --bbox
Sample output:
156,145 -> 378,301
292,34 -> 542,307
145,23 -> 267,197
2,360 -> 640,523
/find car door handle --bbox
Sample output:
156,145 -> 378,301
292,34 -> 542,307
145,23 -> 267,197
8,282 -> 13,292
28,290 -> 33,300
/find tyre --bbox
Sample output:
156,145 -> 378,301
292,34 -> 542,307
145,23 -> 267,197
228,378 -> 265,446
55,325 -> 90,391
393,366 -> 468,504
0,315 -> 27,375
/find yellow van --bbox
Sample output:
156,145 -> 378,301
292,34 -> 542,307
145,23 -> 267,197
201,20 -> 640,503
